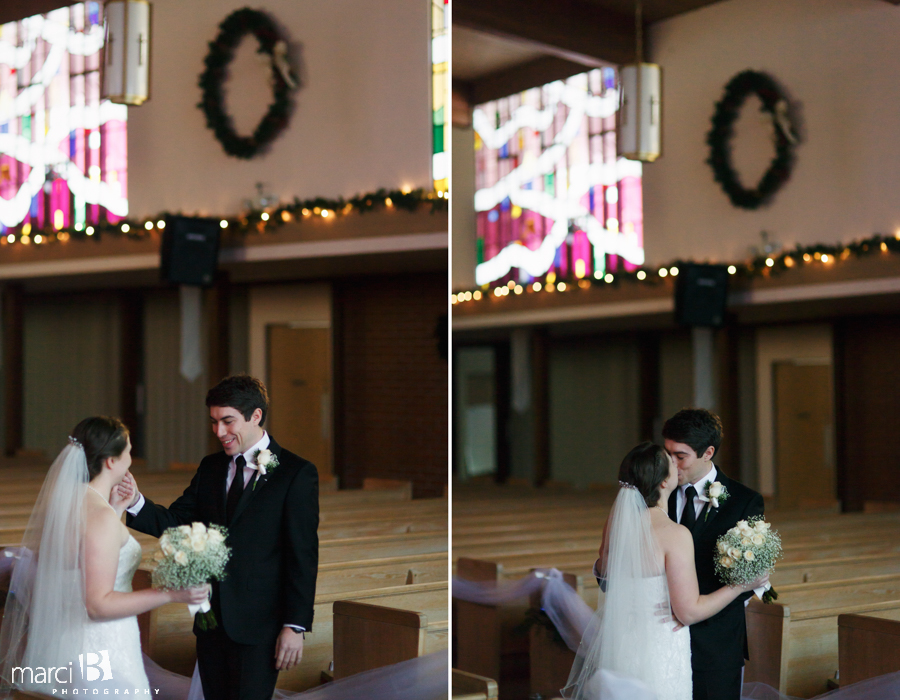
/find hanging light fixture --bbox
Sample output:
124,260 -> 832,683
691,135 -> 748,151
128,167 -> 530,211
618,0 -> 661,162
103,0 -> 151,105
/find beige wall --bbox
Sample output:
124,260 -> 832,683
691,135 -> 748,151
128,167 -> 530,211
754,323 -> 832,496
451,0 -> 900,275
644,0 -> 900,265
452,124 -> 477,290
128,0 -> 432,219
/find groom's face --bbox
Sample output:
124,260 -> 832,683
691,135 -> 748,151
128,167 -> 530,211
664,439 -> 714,486
210,405 -> 263,456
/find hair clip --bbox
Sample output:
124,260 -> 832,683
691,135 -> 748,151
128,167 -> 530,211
67,436 -> 82,448
618,480 -> 638,490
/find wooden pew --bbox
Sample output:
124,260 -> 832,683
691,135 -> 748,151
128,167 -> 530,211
332,592 -> 448,678
838,614 -> 900,686
133,568 -> 447,690
775,574 -> 900,697
744,598 -> 790,692
528,572 -> 580,700
452,669 -> 499,700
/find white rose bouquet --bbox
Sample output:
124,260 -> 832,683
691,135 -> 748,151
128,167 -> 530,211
714,516 -> 782,603
151,522 -> 231,629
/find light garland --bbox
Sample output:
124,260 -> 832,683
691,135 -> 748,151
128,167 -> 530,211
0,187 -> 447,248
452,232 -> 900,306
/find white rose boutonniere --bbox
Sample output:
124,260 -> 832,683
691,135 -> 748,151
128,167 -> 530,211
703,481 -> 730,520
251,448 -> 280,489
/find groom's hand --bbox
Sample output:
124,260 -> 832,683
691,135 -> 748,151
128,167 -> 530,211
274,627 -> 304,671
113,472 -> 141,511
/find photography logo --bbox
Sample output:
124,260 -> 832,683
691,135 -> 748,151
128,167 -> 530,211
78,650 -> 113,682
12,649 -> 113,688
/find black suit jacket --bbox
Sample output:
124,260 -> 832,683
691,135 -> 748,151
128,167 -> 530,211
127,437 -> 319,645
668,468 -> 764,671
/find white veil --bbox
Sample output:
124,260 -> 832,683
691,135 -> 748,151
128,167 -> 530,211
0,441 -> 90,694
562,483 -> 669,699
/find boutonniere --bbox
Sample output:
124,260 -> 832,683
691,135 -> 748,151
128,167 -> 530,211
251,448 -> 279,489
703,481 -> 729,520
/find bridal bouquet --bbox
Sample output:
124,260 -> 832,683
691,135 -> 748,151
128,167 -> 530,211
151,522 -> 231,629
714,517 -> 782,603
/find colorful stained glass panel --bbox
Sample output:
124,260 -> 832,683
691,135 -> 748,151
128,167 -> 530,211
431,0 -> 448,193
473,68 -> 644,287
0,2 -> 127,235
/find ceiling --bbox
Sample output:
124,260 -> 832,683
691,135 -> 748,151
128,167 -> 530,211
453,0 -> 899,107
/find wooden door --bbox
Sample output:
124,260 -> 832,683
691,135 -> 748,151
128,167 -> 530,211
267,325 -> 332,475
774,362 -> 835,508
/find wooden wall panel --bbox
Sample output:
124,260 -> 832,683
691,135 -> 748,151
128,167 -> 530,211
835,316 -> 900,509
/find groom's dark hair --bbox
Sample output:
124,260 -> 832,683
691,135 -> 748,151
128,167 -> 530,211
662,408 -> 723,459
619,442 -> 670,507
206,375 -> 269,426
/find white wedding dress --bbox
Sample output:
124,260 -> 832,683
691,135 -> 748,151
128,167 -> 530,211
564,487 -> 692,700
80,533 -> 152,693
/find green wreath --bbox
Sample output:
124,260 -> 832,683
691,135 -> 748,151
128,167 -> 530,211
706,70 -> 798,210
198,8 -> 298,159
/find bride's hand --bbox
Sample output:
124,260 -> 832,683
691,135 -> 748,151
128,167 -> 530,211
169,584 -> 211,605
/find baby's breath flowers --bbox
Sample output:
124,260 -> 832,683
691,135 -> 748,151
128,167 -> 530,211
714,517 -> 782,603
151,522 -> 231,629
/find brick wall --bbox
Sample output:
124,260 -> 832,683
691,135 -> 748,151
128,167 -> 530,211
335,272 -> 448,498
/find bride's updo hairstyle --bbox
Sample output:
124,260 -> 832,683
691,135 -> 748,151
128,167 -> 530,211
71,416 -> 130,478
618,441 -> 669,507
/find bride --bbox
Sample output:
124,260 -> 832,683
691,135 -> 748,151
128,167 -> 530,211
564,442 -> 767,700
0,416 -> 208,696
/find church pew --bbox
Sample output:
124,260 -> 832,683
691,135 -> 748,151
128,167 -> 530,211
838,614 -> 900,686
775,574 -> 900,697
528,572 -> 580,700
452,669 -> 499,700
453,558 -> 542,700
332,596 -> 448,678
137,575 -> 447,691
744,598 -> 790,692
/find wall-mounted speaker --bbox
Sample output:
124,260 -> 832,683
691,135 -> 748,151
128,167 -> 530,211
160,216 -> 221,287
674,263 -> 730,327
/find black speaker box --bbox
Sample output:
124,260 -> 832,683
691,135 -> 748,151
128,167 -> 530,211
160,216 -> 221,287
674,263 -> 730,327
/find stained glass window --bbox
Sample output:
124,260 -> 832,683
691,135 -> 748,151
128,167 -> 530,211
431,0 -> 448,193
0,2 -> 127,239
473,68 -> 644,287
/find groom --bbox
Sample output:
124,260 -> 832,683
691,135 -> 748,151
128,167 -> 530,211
124,375 -> 319,700
663,408 -> 764,700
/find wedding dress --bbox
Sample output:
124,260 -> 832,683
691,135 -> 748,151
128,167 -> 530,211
79,533 -> 151,693
562,485 -> 692,700
0,441 -> 151,696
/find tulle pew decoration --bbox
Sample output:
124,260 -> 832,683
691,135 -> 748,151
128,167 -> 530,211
452,567 -> 594,652
141,650 -> 448,700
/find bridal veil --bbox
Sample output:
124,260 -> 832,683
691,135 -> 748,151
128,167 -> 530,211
562,483 -> 675,700
0,441 -> 90,693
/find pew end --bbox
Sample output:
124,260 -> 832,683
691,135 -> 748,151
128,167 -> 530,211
528,570 -> 579,699
838,614 -> 900,686
744,597 -> 790,692
452,668 -> 499,699
332,599 -> 447,679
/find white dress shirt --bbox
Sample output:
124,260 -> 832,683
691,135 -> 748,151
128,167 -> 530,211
676,464 -> 717,524
227,431 -> 270,492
